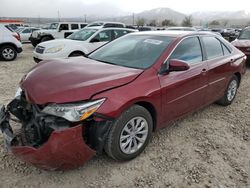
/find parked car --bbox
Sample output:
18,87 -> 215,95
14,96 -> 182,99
18,27 -> 40,43
137,26 -> 157,31
33,27 -> 137,63
86,21 -> 125,28
0,31 -> 246,170
167,27 -> 197,31
231,26 -> 250,60
0,24 -> 22,61
29,22 -> 88,47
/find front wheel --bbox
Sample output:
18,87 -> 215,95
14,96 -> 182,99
217,75 -> 239,106
105,105 -> 153,161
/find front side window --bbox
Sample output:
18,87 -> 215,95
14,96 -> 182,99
202,36 -> 223,60
59,24 -> 69,31
93,30 -> 112,42
170,37 -> 202,64
89,35 -> 174,69
48,23 -> 58,30
67,29 -> 97,41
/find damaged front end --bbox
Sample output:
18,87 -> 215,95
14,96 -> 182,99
0,91 -> 111,170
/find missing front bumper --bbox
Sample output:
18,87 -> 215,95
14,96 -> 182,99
0,104 -> 96,170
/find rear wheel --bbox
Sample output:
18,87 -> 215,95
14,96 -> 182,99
0,45 -> 17,61
105,105 -> 153,161
217,75 -> 239,106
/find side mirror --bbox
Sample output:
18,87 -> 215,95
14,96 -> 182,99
90,38 -> 100,43
168,59 -> 190,72
58,28 -> 62,32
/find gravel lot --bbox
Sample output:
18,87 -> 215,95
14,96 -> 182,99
0,44 -> 249,188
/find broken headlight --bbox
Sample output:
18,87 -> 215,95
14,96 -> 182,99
42,98 -> 106,122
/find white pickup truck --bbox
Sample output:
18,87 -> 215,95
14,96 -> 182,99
29,22 -> 88,47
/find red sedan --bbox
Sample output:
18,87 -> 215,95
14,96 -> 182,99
0,31 -> 246,170
232,26 -> 250,60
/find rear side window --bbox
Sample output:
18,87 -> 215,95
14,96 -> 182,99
170,37 -> 202,64
71,24 -> 79,30
22,29 -> 31,33
222,44 -> 231,55
104,23 -> 124,28
202,36 -> 223,60
80,24 -> 88,28
114,30 -> 131,39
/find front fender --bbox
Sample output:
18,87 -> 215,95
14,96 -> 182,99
92,68 -> 163,127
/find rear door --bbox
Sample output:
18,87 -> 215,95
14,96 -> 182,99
159,36 -> 208,125
21,28 -> 32,42
200,36 -> 233,103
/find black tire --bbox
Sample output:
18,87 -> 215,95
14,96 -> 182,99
0,45 -> 17,61
68,52 -> 85,57
105,105 -> 153,161
217,75 -> 239,106
31,42 -> 38,47
41,36 -> 52,42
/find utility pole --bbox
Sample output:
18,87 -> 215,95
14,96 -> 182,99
58,10 -> 60,22
132,13 -> 135,25
84,14 -> 87,23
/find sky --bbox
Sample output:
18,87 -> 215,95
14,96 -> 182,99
0,0 -> 250,17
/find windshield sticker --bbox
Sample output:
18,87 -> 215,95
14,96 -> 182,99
143,39 -> 163,45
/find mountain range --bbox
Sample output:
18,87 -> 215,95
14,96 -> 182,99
2,7 -> 250,26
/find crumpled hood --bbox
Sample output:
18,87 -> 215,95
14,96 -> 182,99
231,39 -> 250,47
21,57 -> 143,104
38,39 -> 85,49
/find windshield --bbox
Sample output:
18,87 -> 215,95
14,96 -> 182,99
48,23 -> 59,30
238,30 -> 250,40
88,22 -> 104,27
67,29 -> 97,41
89,35 -> 174,69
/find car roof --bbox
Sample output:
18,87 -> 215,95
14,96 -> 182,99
129,30 -> 217,38
80,27 -> 137,32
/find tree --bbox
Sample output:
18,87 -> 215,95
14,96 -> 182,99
209,20 -> 220,26
221,20 -> 229,27
136,18 -> 145,27
182,15 -> 193,27
149,20 -> 157,26
161,19 -> 176,27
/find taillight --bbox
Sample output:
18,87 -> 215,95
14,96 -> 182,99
12,33 -> 21,41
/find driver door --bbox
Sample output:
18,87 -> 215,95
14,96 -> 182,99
159,36 -> 208,126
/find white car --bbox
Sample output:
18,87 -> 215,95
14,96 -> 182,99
30,22 -> 88,47
18,27 -> 40,43
33,27 -> 137,63
0,24 -> 22,61
86,21 -> 126,28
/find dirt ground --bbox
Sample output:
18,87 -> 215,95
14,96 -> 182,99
0,44 -> 249,188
